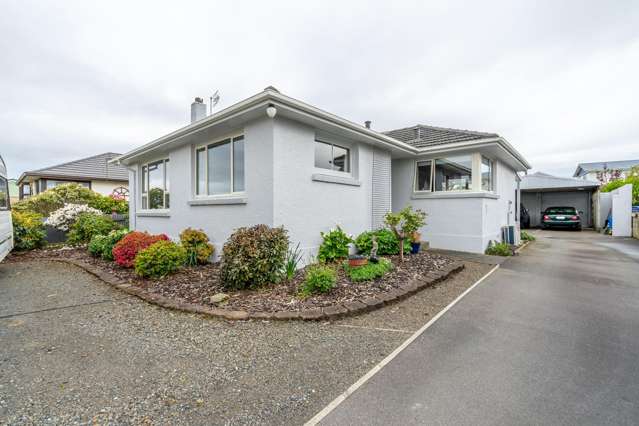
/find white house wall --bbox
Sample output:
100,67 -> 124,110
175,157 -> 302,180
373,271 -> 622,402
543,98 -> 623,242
133,116 -> 275,256
392,157 -> 519,253
272,117 -> 382,261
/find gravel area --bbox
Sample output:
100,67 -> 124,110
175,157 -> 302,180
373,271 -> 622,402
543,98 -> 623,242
10,248 -> 456,313
0,258 -> 493,425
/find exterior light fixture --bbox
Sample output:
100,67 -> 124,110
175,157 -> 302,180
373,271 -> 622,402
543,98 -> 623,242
266,104 -> 277,118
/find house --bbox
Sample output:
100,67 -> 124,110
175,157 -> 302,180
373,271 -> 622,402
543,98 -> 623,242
573,159 -> 639,182
113,87 -> 530,256
17,152 -> 129,200
520,172 -> 600,228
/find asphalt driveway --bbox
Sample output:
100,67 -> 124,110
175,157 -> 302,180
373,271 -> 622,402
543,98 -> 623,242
320,230 -> 639,425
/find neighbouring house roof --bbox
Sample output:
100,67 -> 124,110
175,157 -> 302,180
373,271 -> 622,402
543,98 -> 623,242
113,86 -> 531,171
521,171 -> 600,191
383,125 -> 499,149
18,152 -> 129,185
573,159 -> 639,177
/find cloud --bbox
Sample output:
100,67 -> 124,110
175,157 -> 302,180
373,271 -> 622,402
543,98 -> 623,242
1,0 -> 638,178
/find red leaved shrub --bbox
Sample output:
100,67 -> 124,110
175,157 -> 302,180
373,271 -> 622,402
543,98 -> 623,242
112,231 -> 169,267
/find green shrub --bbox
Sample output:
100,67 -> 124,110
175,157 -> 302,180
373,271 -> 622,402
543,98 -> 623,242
318,226 -> 352,263
300,264 -> 336,296
520,231 -> 536,242
67,213 -> 121,245
345,258 -> 393,282
11,211 -> 46,251
179,228 -> 214,266
134,240 -> 187,278
12,183 -> 129,216
485,241 -> 513,256
220,224 -> 289,289
88,229 -> 128,260
354,229 -> 410,255
384,206 -> 427,261
600,175 -> 639,205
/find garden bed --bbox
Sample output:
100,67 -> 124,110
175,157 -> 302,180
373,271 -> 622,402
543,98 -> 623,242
8,247 -> 463,320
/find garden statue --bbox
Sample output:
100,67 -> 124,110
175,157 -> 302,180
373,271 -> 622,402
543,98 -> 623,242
369,235 -> 379,263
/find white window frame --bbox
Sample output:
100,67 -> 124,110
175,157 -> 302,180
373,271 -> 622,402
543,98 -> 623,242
413,159 -> 435,193
481,155 -> 495,192
140,158 -> 170,211
194,134 -> 245,198
313,139 -> 352,176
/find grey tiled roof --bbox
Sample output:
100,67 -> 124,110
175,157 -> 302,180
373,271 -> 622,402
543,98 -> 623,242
383,124 -> 498,148
573,159 -> 639,177
23,152 -> 128,182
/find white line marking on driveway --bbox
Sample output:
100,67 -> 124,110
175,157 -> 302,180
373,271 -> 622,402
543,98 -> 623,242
305,264 -> 501,426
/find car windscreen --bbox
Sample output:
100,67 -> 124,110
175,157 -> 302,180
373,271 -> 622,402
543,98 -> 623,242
545,207 -> 576,214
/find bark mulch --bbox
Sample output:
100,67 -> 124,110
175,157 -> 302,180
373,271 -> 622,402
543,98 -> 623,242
9,247 -> 459,315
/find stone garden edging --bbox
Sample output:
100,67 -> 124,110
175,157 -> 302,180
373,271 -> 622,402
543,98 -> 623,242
48,258 -> 465,321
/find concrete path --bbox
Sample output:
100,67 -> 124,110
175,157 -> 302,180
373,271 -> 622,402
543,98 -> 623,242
319,230 -> 639,425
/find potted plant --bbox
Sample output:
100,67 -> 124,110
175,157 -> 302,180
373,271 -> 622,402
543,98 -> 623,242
410,231 -> 421,254
348,254 -> 368,267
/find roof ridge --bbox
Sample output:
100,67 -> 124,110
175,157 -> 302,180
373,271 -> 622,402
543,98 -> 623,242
416,124 -> 498,137
29,152 -> 122,173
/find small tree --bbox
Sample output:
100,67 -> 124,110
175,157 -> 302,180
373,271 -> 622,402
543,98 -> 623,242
384,206 -> 427,262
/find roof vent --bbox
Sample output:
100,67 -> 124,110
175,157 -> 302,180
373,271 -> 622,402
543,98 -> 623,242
364,120 -> 371,129
415,126 -> 421,140
191,97 -> 207,123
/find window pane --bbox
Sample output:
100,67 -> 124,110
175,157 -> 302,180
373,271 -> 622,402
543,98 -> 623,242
0,178 -> 8,209
434,155 -> 472,191
164,159 -> 170,192
481,157 -> 493,191
22,184 -> 31,196
208,140 -> 231,194
233,137 -> 245,192
415,161 -> 432,191
332,145 -> 350,172
196,148 -> 206,195
148,160 -> 165,209
314,141 -> 333,170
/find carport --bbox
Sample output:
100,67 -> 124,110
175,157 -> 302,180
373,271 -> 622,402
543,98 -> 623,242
520,172 -> 600,228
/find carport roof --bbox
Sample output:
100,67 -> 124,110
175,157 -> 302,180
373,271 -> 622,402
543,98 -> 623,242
521,172 -> 600,191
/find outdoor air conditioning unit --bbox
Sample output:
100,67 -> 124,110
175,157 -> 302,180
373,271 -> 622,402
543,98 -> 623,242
501,226 -> 516,244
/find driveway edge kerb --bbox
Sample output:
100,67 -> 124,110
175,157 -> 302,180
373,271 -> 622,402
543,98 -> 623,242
44,258 -> 464,321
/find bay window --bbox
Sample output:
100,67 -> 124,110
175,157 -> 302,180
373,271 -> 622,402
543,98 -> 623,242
414,154 -> 494,192
481,156 -> 493,191
314,140 -> 350,173
196,135 -> 245,196
141,159 -> 169,209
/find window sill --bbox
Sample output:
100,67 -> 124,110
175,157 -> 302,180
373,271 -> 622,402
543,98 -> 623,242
188,196 -> 247,206
411,191 -> 500,200
312,173 -> 361,187
136,210 -> 170,217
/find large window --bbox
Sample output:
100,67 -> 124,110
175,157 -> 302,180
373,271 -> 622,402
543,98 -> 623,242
434,155 -> 472,191
45,180 -> 90,189
0,177 -> 8,210
141,159 -> 169,209
314,140 -> 350,172
196,135 -> 245,196
481,156 -> 493,191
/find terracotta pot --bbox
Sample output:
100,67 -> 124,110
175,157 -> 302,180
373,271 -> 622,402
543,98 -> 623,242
348,257 -> 368,267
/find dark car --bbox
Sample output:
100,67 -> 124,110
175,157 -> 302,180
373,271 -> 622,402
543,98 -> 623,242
541,206 -> 581,230
520,204 -> 530,229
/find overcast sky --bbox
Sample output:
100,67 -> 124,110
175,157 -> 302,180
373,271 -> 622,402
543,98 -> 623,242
2,0 -> 638,179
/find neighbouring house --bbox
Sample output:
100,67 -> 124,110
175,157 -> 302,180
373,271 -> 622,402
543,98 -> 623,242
113,87 -> 530,256
574,159 -> 639,182
8,178 -> 19,205
520,172 -> 600,228
17,152 -> 129,200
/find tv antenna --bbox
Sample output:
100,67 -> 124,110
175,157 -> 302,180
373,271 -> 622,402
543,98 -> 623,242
210,91 -> 220,115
